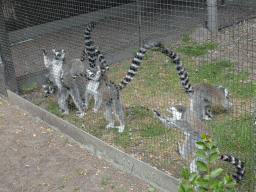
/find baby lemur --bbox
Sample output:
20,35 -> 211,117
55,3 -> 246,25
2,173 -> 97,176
159,45 -> 233,120
43,49 -> 85,116
79,41 -> 161,133
153,105 -> 245,183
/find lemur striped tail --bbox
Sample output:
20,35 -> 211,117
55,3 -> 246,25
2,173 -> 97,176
81,22 -> 109,72
81,21 -> 97,68
118,41 -> 162,90
160,45 -> 193,95
218,154 -> 245,183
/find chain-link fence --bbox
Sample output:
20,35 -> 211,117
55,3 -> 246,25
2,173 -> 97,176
0,0 -> 255,191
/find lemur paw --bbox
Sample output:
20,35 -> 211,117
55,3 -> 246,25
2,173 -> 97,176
153,109 -> 160,117
204,115 -> 212,121
92,108 -> 98,113
105,123 -> 115,129
62,111 -> 69,115
77,112 -> 85,119
174,142 -> 181,155
116,126 -> 124,133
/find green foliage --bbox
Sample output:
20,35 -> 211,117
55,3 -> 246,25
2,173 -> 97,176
20,82 -> 38,91
181,33 -> 191,43
101,175 -> 110,186
140,122 -> 166,137
113,130 -> 133,148
190,60 -> 256,97
45,100 -> 62,117
177,135 -> 237,192
176,42 -> 219,56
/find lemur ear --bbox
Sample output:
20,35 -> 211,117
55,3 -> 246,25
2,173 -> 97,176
52,49 -> 55,53
62,50 -> 65,53
42,85 -> 47,88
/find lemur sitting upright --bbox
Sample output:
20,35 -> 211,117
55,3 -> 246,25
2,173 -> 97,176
43,49 -> 85,116
153,105 -> 245,183
159,45 -> 233,120
79,41 -> 162,133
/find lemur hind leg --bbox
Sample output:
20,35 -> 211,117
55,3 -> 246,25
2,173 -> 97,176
113,99 -> 125,133
92,93 -> 103,113
57,87 -> 70,115
103,103 -> 115,129
175,133 -> 198,159
69,85 -> 85,118
83,91 -> 92,111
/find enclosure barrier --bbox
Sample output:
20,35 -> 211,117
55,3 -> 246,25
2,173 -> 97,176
1,0 -> 256,191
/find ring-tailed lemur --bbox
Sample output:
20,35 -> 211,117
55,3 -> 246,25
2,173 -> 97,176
81,21 -> 109,72
153,104 -> 245,183
159,45 -> 233,120
43,49 -> 85,116
43,73 -> 56,97
79,41 -> 161,132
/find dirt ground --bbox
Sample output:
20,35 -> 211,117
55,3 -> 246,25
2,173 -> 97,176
0,95 -> 161,192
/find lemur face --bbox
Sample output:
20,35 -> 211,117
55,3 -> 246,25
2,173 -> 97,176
43,85 -> 55,97
52,49 -> 65,60
218,85 -> 233,108
86,66 -> 102,81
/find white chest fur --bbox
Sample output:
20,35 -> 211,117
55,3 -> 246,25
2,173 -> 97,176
52,63 -> 63,87
87,81 -> 100,95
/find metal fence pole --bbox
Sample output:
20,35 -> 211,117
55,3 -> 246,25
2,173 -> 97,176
136,0 -> 142,47
254,90 -> 256,191
207,0 -> 218,33
0,0 -> 18,93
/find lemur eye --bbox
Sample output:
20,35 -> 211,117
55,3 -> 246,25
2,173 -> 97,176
91,74 -> 95,77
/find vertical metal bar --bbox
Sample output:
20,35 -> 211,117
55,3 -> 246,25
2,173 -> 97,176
136,0 -> 142,47
0,0 -> 18,93
254,90 -> 256,191
207,0 -> 218,33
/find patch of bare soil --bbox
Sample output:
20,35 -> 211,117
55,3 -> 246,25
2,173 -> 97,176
0,95 -> 160,192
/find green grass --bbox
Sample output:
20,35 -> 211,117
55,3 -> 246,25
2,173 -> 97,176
101,175 -> 110,186
206,114 -> 254,155
39,42 -> 254,190
140,122 -> 166,137
176,42 -> 219,56
113,130 -> 133,148
20,82 -> 38,91
180,33 -> 191,43
33,97 -> 46,105
189,60 -> 256,97
64,176 -> 70,181
46,100 -> 62,117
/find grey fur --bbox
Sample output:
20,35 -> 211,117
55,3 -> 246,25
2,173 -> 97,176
153,104 -> 245,183
80,41 -> 161,132
81,66 -> 125,132
43,49 -> 85,116
160,46 -> 233,120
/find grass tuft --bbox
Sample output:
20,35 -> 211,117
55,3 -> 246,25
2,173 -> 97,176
176,42 -> 219,56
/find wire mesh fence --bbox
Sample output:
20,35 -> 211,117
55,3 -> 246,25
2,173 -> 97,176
0,0 -> 255,191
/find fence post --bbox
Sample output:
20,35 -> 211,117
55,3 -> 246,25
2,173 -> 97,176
207,0 -> 218,33
0,0 -> 18,94
136,0 -> 142,47
254,90 -> 256,191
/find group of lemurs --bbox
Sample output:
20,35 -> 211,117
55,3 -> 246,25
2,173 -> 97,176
42,21 -> 245,183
